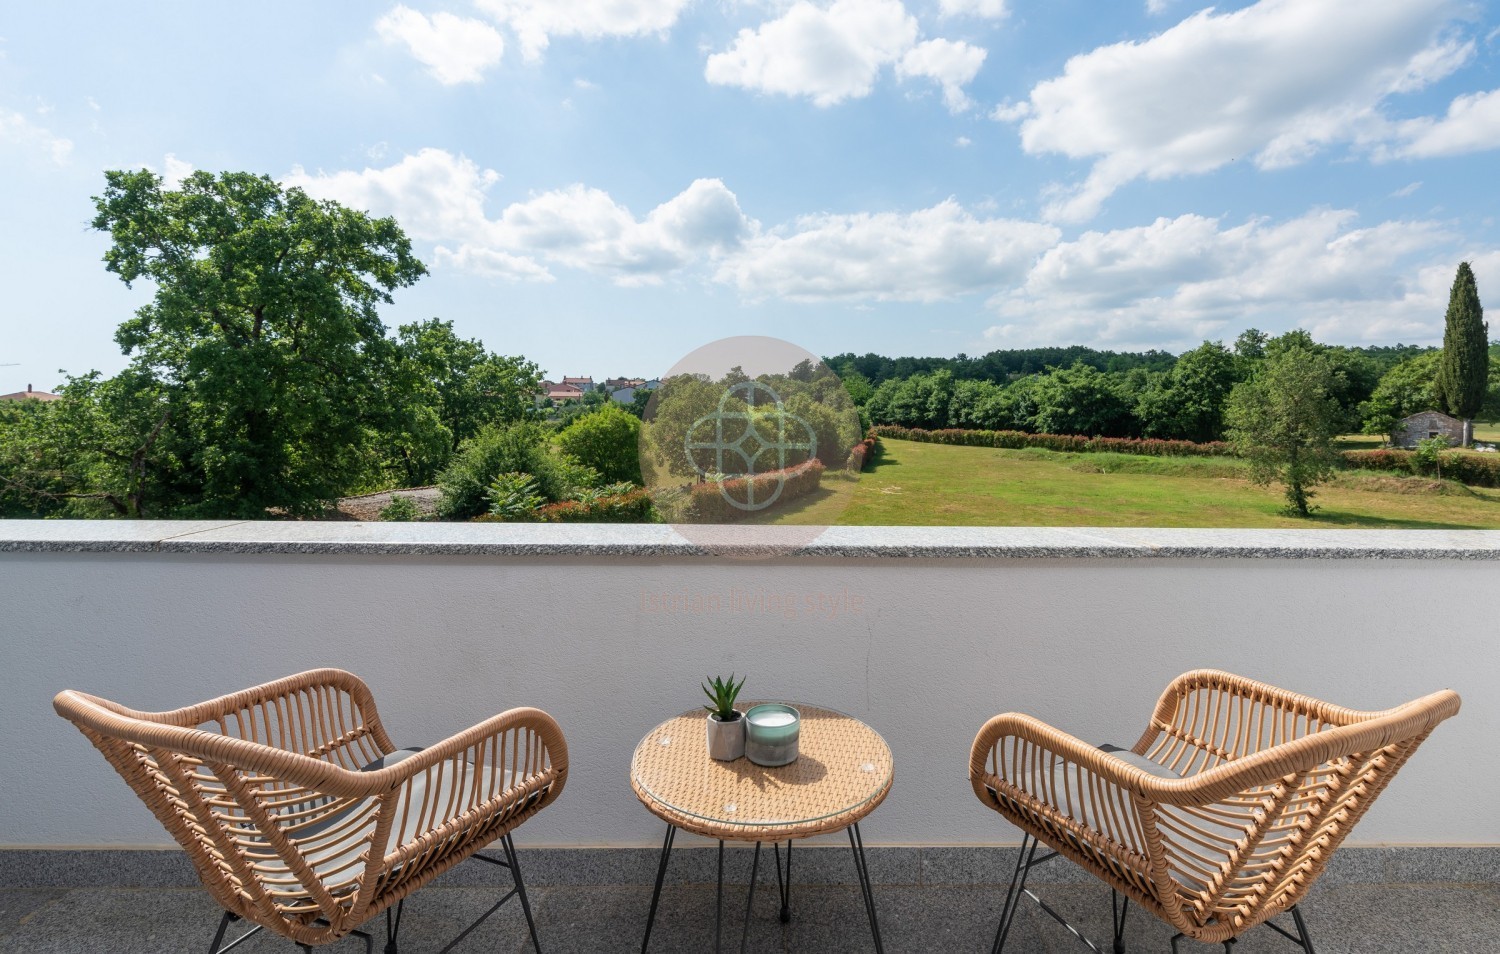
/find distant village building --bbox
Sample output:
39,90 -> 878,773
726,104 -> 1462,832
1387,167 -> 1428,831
544,383 -> 586,402
604,377 -> 648,390
1392,410 -> 1465,449
561,376 -> 595,392
610,379 -> 660,404
0,384 -> 60,402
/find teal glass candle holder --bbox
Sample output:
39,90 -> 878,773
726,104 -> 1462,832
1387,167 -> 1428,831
744,704 -> 801,766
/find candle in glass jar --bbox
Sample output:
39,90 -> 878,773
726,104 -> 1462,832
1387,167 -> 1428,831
744,704 -> 801,766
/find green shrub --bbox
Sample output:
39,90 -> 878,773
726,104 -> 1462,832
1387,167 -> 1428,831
378,496 -> 422,521
554,404 -> 642,484
1342,448 -> 1500,487
1411,437 -> 1452,478
437,421 -> 597,519
485,472 -> 545,521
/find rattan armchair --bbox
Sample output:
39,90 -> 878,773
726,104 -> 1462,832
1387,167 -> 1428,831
969,669 -> 1459,953
54,668 -> 568,953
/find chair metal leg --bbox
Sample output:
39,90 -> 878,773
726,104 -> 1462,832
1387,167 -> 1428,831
383,899 -> 404,954
502,833 -> 544,953
208,911 -> 265,954
848,822 -> 885,954
641,823 -> 677,953
1263,904 -> 1318,953
209,912 -> 235,954
1111,890 -> 1129,954
992,834 -> 1039,954
1290,905 -> 1316,954
739,841 -> 762,954
773,839 -> 793,923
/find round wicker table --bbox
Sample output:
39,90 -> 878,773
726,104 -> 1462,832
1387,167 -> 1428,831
630,703 -> 893,954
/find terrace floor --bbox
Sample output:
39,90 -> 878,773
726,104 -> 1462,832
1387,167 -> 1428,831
3,860 -> 1496,954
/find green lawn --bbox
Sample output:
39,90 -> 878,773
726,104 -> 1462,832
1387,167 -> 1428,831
764,438 -> 1500,529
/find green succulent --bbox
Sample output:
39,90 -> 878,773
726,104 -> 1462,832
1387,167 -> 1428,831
701,673 -> 746,720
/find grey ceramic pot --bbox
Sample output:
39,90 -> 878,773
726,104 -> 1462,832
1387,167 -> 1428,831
705,711 -> 746,760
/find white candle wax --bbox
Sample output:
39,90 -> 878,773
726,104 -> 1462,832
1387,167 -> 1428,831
751,711 -> 796,727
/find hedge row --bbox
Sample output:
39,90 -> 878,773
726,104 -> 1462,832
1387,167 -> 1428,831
689,460 -> 824,522
846,429 -> 880,472
1341,449 -> 1500,488
873,425 -> 1234,458
534,487 -> 657,522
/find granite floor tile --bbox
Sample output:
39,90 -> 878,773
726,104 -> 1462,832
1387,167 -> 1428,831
0,890 -> 66,941
535,884 -> 787,954
0,882 -> 1493,953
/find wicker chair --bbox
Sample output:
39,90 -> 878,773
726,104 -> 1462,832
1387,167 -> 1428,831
54,668 -> 568,953
969,669 -> 1459,953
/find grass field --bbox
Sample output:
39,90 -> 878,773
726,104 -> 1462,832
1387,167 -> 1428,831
762,438 -> 1500,529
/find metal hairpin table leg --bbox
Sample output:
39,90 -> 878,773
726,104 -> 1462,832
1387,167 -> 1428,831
773,839 -> 793,923
848,823 -> 885,954
739,842 -> 762,954
641,823 -> 677,953
716,840 -> 725,954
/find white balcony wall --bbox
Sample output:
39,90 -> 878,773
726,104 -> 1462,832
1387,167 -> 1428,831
1,523 -> 1495,848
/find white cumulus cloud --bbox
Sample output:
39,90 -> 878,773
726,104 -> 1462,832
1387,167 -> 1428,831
375,6 -> 505,84
283,149 -> 754,286
706,0 -> 919,107
1005,0 -> 1471,221
706,0 -> 987,110
716,199 -> 1059,302
161,154 -> 193,189
476,0 -> 690,62
987,208 -> 1483,349
1386,87 -> 1500,159
897,38 -> 987,113
938,0 -> 1007,18
487,179 -> 753,284
0,109 -> 71,164
286,148 -> 504,246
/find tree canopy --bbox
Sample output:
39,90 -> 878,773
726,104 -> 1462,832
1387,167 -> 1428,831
1435,261 -> 1488,432
1226,344 -> 1345,517
1,169 -> 543,519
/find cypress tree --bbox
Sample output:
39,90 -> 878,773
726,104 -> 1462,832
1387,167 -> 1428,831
1435,261 -> 1487,444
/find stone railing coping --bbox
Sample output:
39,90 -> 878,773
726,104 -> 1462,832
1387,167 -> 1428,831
4,520 -> 1500,559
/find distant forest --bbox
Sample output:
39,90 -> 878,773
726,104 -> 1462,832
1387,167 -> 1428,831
825,342 -> 1434,387
822,332 -> 1493,444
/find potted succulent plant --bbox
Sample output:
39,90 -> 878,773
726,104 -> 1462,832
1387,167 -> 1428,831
702,673 -> 747,761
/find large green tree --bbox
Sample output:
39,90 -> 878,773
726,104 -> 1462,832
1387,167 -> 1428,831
1434,262 -> 1488,444
1226,344 -> 1345,517
394,318 -> 542,449
1028,363 -> 1135,437
1137,341 -> 1239,442
86,169 -> 427,516
554,404 -> 642,484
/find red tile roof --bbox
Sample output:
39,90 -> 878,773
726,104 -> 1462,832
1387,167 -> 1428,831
0,385 -> 60,402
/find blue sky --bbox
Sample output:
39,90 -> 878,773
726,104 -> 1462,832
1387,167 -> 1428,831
2,0 -> 1499,389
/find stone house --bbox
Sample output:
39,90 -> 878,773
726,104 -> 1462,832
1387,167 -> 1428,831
1392,410 -> 1465,448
